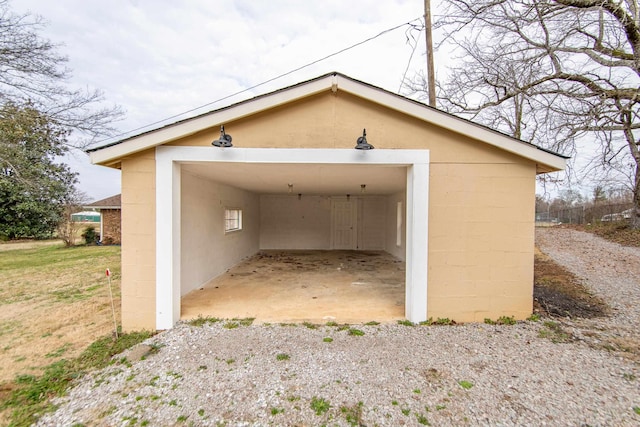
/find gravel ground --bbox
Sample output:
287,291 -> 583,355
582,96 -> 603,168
38,228 -> 640,426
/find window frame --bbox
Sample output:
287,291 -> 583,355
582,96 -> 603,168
224,208 -> 243,233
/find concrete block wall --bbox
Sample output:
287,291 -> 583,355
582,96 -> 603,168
120,149 -> 156,331
259,195 -> 388,250
181,171 -> 260,296
260,195 -> 331,249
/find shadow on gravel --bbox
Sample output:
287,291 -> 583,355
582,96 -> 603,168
533,248 -> 610,319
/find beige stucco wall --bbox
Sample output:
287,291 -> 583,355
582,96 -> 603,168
120,149 -> 156,331
120,89 -> 538,330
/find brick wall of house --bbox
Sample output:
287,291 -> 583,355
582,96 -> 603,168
102,209 -> 121,244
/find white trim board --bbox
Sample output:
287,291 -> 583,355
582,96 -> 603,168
155,147 -> 429,329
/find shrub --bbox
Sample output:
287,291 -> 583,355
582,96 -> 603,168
81,226 -> 98,245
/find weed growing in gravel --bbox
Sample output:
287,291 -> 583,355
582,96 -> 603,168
325,321 -> 338,327
169,399 -> 178,406
122,416 -> 138,425
340,401 -> 364,426
270,407 -> 285,415
391,400 -> 398,406
436,404 -> 446,410
413,388 -> 421,394
323,337 -> 333,342
187,316 -> 221,327
433,318 -> 455,325
365,321 -> 380,326
497,316 -> 517,325
458,380 -> 474,390
276,353 -> 290,361
538,321 -> 571,343
398,319 -> 415,326
401,407 -> 411,416
484,318 -> 496,325
198,365 -> 207,371
302,322 -> 318,329
234,317 -> 255,326
225,358 -> 235,365
348,328 -> 365,336
287,395 -> 301,402
419,318 -> 434,325
198,409 -> 205,416
223,321 -> 239,329
140,421 -> 150,427
623,373 -> 636,381
416,413 -> 431,425
633,406 -> 640,415
527,314 -> 541,322
279,322 -> 298,327
310,397 -> 331,415
176,414 -> 187,422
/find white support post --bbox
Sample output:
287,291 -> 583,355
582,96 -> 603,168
405,162 -> 429,323
156,150 -> 181,329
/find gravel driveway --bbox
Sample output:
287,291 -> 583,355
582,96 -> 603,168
39,228 -> 640,426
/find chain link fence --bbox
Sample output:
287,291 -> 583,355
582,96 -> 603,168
536,202 -> 634,225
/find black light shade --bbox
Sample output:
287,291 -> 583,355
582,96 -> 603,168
355,128 -> 374,150
212,125 -> 233,147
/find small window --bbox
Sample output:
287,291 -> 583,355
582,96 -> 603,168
225,208 -> 242,232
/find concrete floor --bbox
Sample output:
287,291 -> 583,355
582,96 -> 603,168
181,250 -> 406,324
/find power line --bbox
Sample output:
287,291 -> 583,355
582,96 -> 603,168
97,16 -> 423,145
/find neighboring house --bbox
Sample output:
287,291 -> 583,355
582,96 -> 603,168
88,72 -> 567,331
84,194 -> 121,244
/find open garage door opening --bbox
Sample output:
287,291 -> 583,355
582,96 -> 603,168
155,147 -> 428,329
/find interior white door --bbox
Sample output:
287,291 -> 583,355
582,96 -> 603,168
331,198 -> 357,249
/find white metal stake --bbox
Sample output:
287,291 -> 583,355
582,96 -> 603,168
106,268 -> 118,339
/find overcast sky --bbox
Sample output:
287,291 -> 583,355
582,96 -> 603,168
16,0 -> 445,201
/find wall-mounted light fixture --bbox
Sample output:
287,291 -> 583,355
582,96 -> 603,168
355,128 -> 374,150
288,183 -> 293,193
361,184 -> 366,193
298,193 -> 302,200
212,125 -> 233,147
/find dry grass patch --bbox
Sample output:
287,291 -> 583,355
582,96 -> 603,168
533,248 -> 610,319
563,222 -> 640,247
0,242 -> 121,385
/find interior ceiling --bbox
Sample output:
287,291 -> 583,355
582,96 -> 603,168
182,162 -> 407,195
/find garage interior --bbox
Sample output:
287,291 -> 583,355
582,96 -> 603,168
178,162 -> 409,324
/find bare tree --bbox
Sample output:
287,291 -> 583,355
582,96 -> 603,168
407,0 -> 640,228
0,0 -> 123,145
56,188 -> 88,247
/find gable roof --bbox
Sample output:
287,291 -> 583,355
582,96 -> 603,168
89,72 -> 567,173
84,194 -> 121,209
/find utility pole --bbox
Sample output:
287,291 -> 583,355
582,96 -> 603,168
424,0 -> 436,107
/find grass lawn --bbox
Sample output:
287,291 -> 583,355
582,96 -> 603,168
0,243 -> 122,385
0,241 -> 158,427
